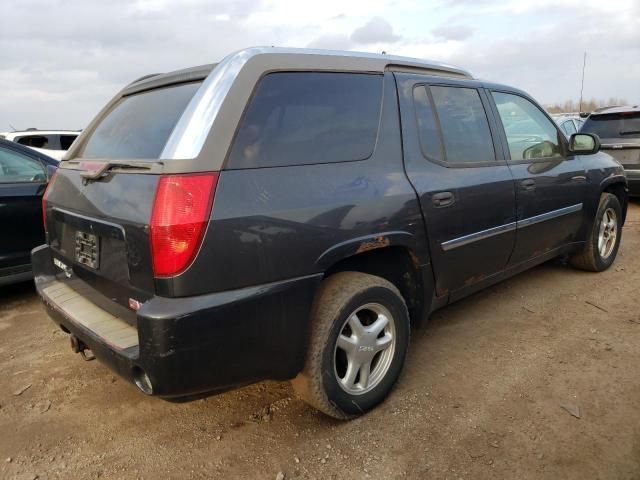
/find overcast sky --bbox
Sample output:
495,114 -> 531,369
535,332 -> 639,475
1,0 -> 638,130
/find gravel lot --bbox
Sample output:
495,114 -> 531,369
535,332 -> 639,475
2,203 -> 640,480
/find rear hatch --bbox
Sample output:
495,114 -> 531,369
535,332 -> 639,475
582,111 -> 640,167
43,79 -> 208,319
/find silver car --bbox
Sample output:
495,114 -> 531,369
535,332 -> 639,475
552,113 -> 585,137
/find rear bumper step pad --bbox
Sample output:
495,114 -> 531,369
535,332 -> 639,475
42,281 -> 138,350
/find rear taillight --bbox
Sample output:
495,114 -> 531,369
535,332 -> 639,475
149,173 -> 218,277
42,169 -> 58,233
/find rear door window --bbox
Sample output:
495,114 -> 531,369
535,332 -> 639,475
413,86 -> 445,163
227,72 -> 383,168
428,86 -> 496,164
79,82 -> 201,159
0,147 -> 46,183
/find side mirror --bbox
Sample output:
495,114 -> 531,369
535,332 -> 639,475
569,133 -> 600,155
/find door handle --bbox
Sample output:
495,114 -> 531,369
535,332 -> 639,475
432,191 -> 455,207
520,179 -> 536,191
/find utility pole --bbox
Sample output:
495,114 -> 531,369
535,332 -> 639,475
579,51 -> 587,113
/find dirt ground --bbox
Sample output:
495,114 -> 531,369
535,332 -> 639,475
2,205 -> 640,480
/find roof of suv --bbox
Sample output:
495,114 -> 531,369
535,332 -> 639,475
590,105 -> 640,116
125,46 -> 473,95
66,47 -> 474,171
1,130 -> 81,137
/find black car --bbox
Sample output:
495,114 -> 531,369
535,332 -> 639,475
0,139 -> 57,286
33,47 -> 627,419
581,105 -> 640,195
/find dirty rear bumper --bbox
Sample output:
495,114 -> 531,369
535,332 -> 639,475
32,244 -> 321,398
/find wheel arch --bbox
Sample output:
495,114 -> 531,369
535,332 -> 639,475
601,177 -> 628,225
318,242 -> 431,327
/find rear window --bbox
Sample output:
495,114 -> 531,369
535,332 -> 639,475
227,72 -> 383,168
79,82 -> 201,159
582,112 -> 640,139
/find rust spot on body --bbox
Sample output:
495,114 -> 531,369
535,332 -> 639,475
355,235 -> 390,254
463,274 -> 486,286
408,250 -> 420,268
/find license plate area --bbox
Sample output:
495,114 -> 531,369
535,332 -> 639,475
75,231 -> 100,269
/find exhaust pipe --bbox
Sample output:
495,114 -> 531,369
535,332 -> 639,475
132,366 -> 153,395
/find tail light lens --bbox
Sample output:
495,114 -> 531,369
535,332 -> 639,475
42,169 -> 58,233
150,173 -> 218,277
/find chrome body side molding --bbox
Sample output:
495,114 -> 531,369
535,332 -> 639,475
441,203 -> 583,251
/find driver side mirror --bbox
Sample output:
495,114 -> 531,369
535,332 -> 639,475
568,133 -> 600,155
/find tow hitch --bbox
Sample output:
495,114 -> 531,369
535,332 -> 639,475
70,335 -> 96,361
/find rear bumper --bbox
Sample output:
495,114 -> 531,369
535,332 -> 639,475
32,244 -> 322,398
0,264 -> 33,287
622,168 -> 640,196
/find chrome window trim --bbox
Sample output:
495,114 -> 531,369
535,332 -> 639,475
441,203 -> 583,251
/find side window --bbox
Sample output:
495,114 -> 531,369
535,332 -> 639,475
492,92 -> 563,161
562,120 -> 577,135
0,147 -> 46,183
17,135 -> 51,149
60,135 -> 78,150
413,85 -> 496,165
429,86 -> 496,164
413,86 -> 445,163
227,72 -> 383,168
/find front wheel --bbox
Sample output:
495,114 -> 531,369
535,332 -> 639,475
570,192 -> 622,271
292,272 -> 410,419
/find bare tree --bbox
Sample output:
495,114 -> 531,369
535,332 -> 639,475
546,98 -> 628,114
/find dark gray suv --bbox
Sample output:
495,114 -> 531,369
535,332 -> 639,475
581,106 -> 640,195
33,47 -> 627,419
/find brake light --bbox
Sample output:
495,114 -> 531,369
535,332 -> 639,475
42,169 -> 58,233
149,173 -> 218,277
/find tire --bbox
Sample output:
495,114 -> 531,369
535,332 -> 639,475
291,272 -> 410,419
570,193 -> 622,271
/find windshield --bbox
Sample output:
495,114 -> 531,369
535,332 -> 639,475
582,112 -> 640,139
79,82 -> 202,160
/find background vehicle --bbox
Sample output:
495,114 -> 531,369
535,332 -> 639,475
33,47 -> 627,419
0,139 -> 57,286
0,129 -> 80,161
581,106 -> 640,195
552,113 -> 585,137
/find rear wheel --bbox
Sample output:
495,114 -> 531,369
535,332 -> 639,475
292,272 -> 410,419
570,193 -> 622,271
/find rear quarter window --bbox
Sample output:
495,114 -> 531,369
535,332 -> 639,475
227,72 -> 383,168
79,82 -> 201,159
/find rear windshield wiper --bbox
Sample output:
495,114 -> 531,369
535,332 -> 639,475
79,161 -> 157,182
620,130 -> 640,136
